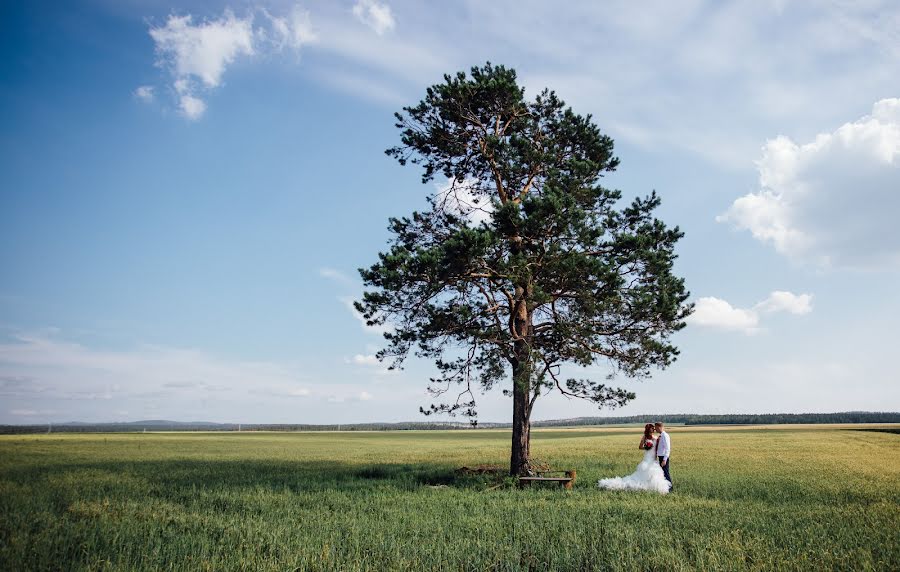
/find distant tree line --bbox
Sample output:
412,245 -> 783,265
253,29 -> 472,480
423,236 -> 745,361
1,412 -> 897,434
531,411 -> 900,427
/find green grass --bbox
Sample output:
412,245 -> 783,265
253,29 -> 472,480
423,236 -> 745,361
1,425 -> 898,571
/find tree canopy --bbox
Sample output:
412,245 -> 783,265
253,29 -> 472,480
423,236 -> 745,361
357,63 -> 692,474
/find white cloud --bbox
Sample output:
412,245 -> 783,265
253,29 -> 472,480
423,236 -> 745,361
178,94 -> 207,120
146,6 -> 320,120
754,291 -> 813,315
350,354 -> 380,366
688,290 -> 813,334
352,0 -> 395,35
719,99 -> 900,269
688,297 -> 761,334
358,391 -> 373,401
266,6 -> 318,50
150,12 -> 255,89
149,11 -> 255,120
133,85 -> 154,102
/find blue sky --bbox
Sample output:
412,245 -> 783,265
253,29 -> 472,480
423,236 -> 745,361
1,0 -> 898,424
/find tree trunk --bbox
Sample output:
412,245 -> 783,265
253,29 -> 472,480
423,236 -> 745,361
510,300 -> 534,476
510,358 -> 532,476
509,240 -> 534,477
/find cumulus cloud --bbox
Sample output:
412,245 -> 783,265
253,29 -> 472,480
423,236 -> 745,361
688,297 -> 760,333
352,0 -> 395,35
718,99 -> 900,269
688,291 -> 813,334
149,11 -> 255,119
755,291 -> 813,315
150,12 -> 255,88
133,85 -> 154,102
145,6 -> 317,120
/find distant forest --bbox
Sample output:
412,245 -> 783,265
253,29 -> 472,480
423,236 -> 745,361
1,411 -> 898,434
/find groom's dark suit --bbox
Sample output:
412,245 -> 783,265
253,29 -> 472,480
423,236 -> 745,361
656,430 -> 673,490
657,456 -> 672,484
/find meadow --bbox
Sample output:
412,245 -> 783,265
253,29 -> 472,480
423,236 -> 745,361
0,425 -> 897,571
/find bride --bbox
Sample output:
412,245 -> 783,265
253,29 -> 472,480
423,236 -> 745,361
597,423 -> 671,493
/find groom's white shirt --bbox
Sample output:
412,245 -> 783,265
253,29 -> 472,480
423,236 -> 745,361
656,431 -> 671,460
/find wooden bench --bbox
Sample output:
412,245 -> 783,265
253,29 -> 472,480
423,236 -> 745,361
518,470 -> 576,490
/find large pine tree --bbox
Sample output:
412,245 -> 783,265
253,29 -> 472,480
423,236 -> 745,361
356,63 -> 692,476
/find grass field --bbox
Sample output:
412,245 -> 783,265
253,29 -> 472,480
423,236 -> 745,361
1,425 -> 898,571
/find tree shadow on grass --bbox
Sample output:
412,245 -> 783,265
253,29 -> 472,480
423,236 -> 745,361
848,428 -> 900,435
2,458 -> 510,498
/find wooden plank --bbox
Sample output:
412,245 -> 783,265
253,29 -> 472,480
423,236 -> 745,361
518,470 -> 577,489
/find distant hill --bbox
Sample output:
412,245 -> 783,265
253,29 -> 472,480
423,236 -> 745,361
113,420 -> 223,427
1,411 -> 898,434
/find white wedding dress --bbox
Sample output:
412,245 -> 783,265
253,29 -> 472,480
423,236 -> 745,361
597,441 -> 671,494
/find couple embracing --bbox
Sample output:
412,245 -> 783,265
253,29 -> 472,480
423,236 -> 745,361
597,422 -> 673,494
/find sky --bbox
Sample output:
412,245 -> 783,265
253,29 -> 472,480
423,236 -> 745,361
1,0 -> 898,424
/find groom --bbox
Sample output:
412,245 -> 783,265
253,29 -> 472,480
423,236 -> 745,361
654,422 -> 673,491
